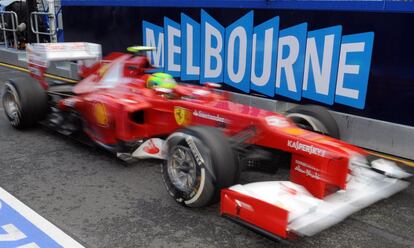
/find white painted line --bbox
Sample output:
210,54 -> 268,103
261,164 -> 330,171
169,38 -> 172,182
0,224 -> 27,241
0,187 -> 84,248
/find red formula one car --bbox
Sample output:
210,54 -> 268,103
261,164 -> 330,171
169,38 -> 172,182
2,42 -> 411,240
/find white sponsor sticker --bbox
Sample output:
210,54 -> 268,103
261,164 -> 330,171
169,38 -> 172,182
287,140 -> 326,157
185,136 -> 205,166
295,159 -> 320,172
294,165 -> 321,180
193,110 -> 229,124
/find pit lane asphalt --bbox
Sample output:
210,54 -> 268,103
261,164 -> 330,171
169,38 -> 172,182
0,67 -> 414,248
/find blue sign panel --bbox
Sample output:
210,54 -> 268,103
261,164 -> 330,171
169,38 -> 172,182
250,17 -> 279,97
142,21 -> 164,72
200,10 -> 225,83
181,14 -> 201,81
334,32 -> 375,109
275,22 -> 308,101
302,25 -> 342,105
223,11 -> 254,93
164,17 -> 181,77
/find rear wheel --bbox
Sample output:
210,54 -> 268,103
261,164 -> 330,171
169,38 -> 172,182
162,126 -> 238,207
2,79 -> 48,129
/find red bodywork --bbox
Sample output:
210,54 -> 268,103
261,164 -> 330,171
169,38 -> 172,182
42,52 -> 371,239
26,45 -> 409,241
221,189 -> 290,238
55,52 -> 366,199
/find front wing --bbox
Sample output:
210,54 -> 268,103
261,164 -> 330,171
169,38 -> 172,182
221,159 -> 410,240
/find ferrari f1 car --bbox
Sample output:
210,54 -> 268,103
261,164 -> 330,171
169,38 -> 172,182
2,42 -> 411,240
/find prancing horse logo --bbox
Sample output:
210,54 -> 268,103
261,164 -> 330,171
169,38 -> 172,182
174,106 -> 191,126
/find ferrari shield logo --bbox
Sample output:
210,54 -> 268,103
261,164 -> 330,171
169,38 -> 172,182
174,107 -> 191,126
94,103 -> 109,127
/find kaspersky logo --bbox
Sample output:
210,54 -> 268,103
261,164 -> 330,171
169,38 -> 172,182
142,10 -> 374,109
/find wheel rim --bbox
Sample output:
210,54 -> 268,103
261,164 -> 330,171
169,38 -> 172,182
167,145 -> 198,194
2,84 -> 21,125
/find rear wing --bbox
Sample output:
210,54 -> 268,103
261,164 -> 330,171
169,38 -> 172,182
27,42 -> 102,67
26,42 -> 102,88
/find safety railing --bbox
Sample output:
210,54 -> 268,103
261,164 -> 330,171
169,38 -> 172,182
30,11 -> 58,43
0,11 -> 19,49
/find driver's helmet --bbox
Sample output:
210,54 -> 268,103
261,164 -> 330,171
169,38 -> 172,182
147,72 -> 177,89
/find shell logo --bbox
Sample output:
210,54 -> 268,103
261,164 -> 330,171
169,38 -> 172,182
94,103 -> 109,127
282,127 -> 307,136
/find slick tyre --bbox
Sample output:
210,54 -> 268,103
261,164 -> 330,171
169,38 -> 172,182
287,105 -> 340,139
162,126 -> 238,208
2,79 -> 48,129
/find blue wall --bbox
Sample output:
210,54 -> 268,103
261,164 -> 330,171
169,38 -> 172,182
61,0 -> 414,13
61,4 -> 414,126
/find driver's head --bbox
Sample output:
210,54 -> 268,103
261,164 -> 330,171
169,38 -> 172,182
147,72 -> 177,89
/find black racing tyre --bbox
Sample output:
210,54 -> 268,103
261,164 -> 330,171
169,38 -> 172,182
286,105 -> 340,139
162,126 -> 238,207
2,79 -> 48,129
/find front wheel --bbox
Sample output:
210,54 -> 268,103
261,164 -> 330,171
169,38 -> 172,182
286,105 -> 340,139
162,126 -> 238,208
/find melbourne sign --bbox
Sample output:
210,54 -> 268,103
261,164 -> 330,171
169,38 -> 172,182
142,10 -> 374,109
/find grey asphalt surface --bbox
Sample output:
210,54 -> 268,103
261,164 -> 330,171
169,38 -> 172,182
0,66 -> 414,248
